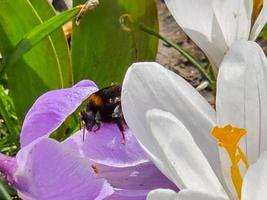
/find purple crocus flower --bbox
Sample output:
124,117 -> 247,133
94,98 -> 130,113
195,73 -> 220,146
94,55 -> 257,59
0,80 -> 176,200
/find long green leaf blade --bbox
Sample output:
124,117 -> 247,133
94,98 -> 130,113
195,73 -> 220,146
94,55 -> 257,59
22,0 -> 73,87
0,0 -> 66,120
3,6 -> 81,74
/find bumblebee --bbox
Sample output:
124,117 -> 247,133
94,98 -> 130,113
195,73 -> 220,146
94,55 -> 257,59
80,85 -> 126,142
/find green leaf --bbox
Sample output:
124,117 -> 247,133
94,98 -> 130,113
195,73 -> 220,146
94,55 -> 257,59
29,0 -> 73,87
2,5 -> 81,84
0,86 -> 19,145
0,0 -> 72,120
72,0 -> 158,87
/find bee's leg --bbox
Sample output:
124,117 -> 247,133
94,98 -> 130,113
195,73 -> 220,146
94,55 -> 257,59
93,122 -> 101,132
115,118 -> 126,144
112,105 -> 126,143
93,111 -> 102,133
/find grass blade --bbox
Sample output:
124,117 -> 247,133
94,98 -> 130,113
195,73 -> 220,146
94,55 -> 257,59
0,86 -> 19,140
0,181 -> 12,200
1,5 -> 83,76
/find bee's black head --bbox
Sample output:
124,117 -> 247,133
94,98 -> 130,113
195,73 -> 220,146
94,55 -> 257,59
80,110 -> 96,132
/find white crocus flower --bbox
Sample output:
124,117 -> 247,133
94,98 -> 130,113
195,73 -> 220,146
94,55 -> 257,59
164,0 -> 267,68
122,41 -> 267,200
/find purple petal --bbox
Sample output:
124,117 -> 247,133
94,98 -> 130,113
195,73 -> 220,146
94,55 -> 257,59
15,138 -> 113,200
98,162 -> 177,191
20,80 -> 98,147
0,153 -> 17,186
73,80 -> 97,88
64,124 -> 149,167
104,191 -> 147,200
99,162 -> 178,200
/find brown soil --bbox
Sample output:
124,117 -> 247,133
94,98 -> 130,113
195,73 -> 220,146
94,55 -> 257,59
156,0 -> 215,106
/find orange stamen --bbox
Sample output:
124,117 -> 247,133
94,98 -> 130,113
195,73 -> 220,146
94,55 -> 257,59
212,125 -> 249,200
252,0 -> 264,25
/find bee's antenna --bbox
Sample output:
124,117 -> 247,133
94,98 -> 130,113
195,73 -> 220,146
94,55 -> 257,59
82,126 -> 86,142
79,112 -> 86,142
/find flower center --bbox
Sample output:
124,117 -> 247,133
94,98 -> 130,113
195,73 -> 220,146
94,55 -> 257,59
252,0 -> 263,24
211,125 -> 249,200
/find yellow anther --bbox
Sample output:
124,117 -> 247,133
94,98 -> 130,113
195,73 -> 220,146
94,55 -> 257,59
212,125 -> 249,200
212,125 -> 246,147
252,0 -> 264,25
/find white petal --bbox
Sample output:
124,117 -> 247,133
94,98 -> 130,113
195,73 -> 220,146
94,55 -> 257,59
164,0 -> 214,38
242,151 -> 267,200
164,0 -> 228,67
122,62 -> 225,188
184,29 -> 227,68
176,189 -> 229,200
250,1 -> 267,40
216,41 -> 267,197
217,41 -> 267,163
212,0 -> 252,45
147,189 -> 177,200
146,109 -> 227,197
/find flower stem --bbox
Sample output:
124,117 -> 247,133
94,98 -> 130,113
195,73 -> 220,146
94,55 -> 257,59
120,13 -> 216,91
135,22 -> 216,91
0,182 -> 12,200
